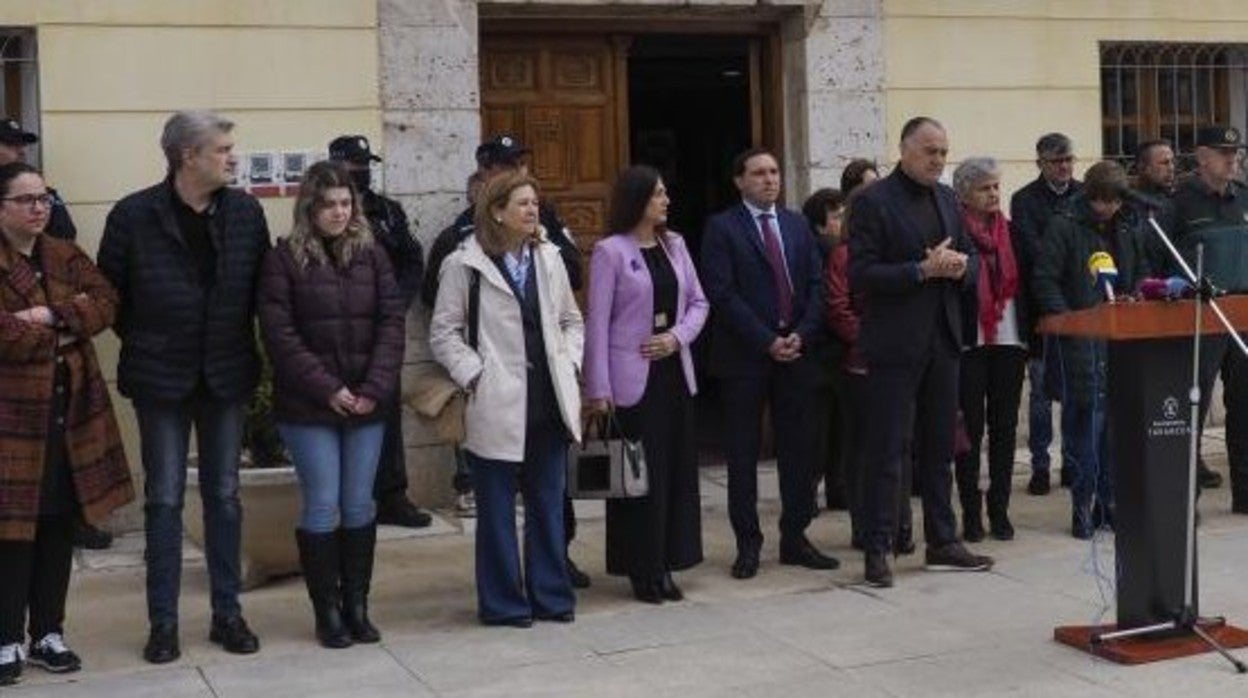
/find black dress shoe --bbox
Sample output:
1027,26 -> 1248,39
536,611 -> 575,623
376,497 -> 433,528
143,622 -> 180,664
731,548 -> 760,580
630,575 -> 664,604
1027,471 -> 1051,496
72,521 -> 113,550
924,542 -> 993,572
864,551 -> 893,588
989,514 -> 1015,541
567,557 -> 591,589
1198,464 -> 1223,489
893,530 -> 917,556
482,616 -> 533,628
658,572 -> 684,601
779,538 -> 840,570
209,614 -> 259,655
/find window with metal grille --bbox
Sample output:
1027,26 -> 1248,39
1100,42 -> 1248,172
0,30 -> 39,164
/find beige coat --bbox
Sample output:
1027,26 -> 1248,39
429,233 -> 583,462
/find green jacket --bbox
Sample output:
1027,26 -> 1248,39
1032,196 -> 1152,405
1164,177 -> 1248,291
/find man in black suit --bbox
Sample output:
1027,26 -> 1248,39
848,117 -> 993,588
701,147 -> 838,579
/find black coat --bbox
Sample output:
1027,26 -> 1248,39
1032,196 -> 1152,405
257,240 -> 406,424
362,189 -> 423,307
847,170 -> 978,368
97,181 -> 271,402
1010,175 -> 1082,354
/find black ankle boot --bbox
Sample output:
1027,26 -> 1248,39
296,529 -> 352,649
340,524 -> 381,643
630,575 -> 663,604
658,572 -> 683,601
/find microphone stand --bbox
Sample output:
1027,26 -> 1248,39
1088,210 -> 1248,673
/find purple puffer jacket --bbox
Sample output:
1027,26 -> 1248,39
258,238 -> 406,424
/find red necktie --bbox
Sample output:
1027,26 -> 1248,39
759,213 -> 793,327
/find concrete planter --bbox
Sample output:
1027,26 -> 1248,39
184,463 -> 300,590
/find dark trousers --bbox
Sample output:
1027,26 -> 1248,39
467,425 -> 575,623
813,363 -> 847,508
843,371 -> 912,543
372,397 -> 409,505
861,339 -> 960,553
0,515 -> 75,644
1197,335 -> 1248,501
606,357 -> 703,578
1062,396 -> 1112,527
136,396 -> 245,625
721,356 -> 816,552
956,346 -> 1027,520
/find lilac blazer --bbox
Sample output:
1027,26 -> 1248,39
583,231 -> 709,408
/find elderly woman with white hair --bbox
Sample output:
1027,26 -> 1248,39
951,157 -> 1028,543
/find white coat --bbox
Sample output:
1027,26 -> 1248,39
429,232 -> 584,462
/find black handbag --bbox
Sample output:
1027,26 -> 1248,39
567,409 -> 648,499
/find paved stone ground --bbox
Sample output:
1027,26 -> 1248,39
8,431 -> 1248,696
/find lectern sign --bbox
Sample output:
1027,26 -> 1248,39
1149,396 -> 1187,438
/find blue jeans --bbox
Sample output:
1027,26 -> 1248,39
1027,356 -> 1054,472
136,397 -> 245,625
468,426 -> 574,623
278,422 -> 386,534
1061,396 -> 1113,526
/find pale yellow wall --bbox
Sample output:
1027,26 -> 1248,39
882,0 -> 1248,198
0,1 -> 380,530
0,0 -> 380,253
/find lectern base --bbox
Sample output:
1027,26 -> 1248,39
1055,621 -> 1248,665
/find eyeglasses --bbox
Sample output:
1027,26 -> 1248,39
1,193 -> 53,209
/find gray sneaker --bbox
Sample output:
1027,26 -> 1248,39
924,542 -> 993,572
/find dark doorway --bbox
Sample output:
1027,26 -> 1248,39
627,35 -> 757,463
627,35 -> 753,257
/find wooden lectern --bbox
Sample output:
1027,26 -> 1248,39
1042,297 -> 1248,664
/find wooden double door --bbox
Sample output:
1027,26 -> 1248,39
480,35 -> 627,263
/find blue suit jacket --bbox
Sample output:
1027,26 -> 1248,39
700,202 -> 825,377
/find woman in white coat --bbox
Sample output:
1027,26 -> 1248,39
430,171 -> 584,627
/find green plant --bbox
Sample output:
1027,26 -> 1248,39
243,326 -> 291,468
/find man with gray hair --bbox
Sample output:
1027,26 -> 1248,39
1009,132 -> 1082,497
98,110 -> 269,664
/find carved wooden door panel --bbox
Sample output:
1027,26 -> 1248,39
480,35 -> 626,286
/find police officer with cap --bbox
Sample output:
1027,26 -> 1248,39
421,134 -> 583,310
1166,124 -> 1248,507
0,119 -> 77,242
327,134 -> 432,529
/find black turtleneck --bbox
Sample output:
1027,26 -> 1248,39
894,167 -> 945,246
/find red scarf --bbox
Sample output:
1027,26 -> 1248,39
962,207 -> 1018,344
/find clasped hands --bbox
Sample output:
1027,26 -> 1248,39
768,333 -> 803,363
640,331 -> 679,361
328,387 -> 376,417
918,238 -> 968,281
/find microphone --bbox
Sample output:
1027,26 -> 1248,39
1087,251 -> 1118,302
1139,276 -> 1193,301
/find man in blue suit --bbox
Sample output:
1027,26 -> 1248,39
702,147 -> 838,579
848,117 -> 994,588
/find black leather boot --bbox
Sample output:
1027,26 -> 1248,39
340,524 -> 381,643
296,529 -> 352,649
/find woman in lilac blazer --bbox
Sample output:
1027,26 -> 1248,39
583,165 -> 709,604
